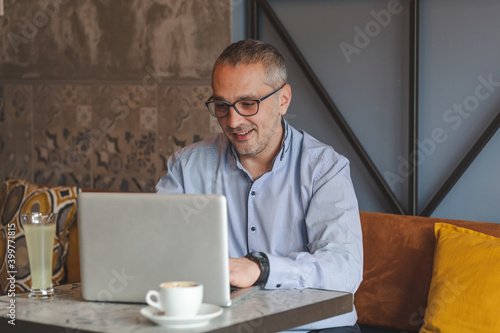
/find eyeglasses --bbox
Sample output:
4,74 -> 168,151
205,84 -> 285,118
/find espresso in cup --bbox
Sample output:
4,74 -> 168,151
146,281 -> 203,317
162,281 -> 198,288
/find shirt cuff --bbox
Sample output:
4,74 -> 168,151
264,253 -> 300,289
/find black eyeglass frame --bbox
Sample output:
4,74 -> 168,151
205,84 -> 286,118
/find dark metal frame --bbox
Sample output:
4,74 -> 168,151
408,0 -> 419,216
247,0 -> 500,216
421,111 -> 500,216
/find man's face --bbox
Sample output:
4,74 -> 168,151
212,63 -> 291,161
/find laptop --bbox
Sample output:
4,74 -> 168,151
77,192 -> 232,307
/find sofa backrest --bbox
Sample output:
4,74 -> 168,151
355,211 -> 500,332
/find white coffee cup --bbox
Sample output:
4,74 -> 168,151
145,281 -> 203,317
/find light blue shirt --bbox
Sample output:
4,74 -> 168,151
156,119 -> 363,330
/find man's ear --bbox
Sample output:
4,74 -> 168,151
279,83 -> 292,116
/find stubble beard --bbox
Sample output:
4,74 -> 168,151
228,113 -> 282,158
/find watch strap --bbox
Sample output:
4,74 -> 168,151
245,252 -> 270,285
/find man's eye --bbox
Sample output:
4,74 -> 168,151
214,102 -> 227,110
239,101 -> 257,108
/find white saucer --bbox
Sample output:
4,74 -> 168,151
141,304 -> 223,328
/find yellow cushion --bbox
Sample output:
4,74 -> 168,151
420,223 -> 500,333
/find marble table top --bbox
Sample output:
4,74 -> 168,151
0,283 -> 352,332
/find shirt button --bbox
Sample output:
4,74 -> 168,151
251,227 -> 256,232
251,191 -> 256,196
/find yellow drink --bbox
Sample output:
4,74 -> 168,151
24,223 -> 56,290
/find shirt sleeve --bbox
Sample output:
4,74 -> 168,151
264,159 -> 363,294
155,153 -> 185,194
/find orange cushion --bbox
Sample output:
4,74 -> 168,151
420,223 -> 500,332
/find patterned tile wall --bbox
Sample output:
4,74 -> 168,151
0,0 -> 230,192
0,83 -> 222,192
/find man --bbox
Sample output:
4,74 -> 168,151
157,39 -> 363,332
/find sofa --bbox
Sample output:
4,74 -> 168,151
354,212 -> 500,332
2,179 -> 500,332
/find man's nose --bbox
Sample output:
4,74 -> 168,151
226,105 -> 245,127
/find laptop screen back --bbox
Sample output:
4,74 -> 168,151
77,192 -> 231,306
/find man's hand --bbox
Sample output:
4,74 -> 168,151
229,257 -> 261,288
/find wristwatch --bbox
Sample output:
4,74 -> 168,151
245,252 -> 270,285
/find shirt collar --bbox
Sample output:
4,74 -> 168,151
279,117 -> 292,161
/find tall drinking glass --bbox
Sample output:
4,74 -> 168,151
21,212 -> 58,299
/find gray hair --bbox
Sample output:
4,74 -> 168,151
212,39 -> 287,89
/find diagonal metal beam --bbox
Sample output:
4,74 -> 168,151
256,0 -> 406,215
421,110 -> 500,216
408,0 -> 420,216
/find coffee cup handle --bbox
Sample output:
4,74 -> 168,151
145,290 -> 161,310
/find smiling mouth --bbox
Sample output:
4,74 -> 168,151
232,129 -> 254,141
